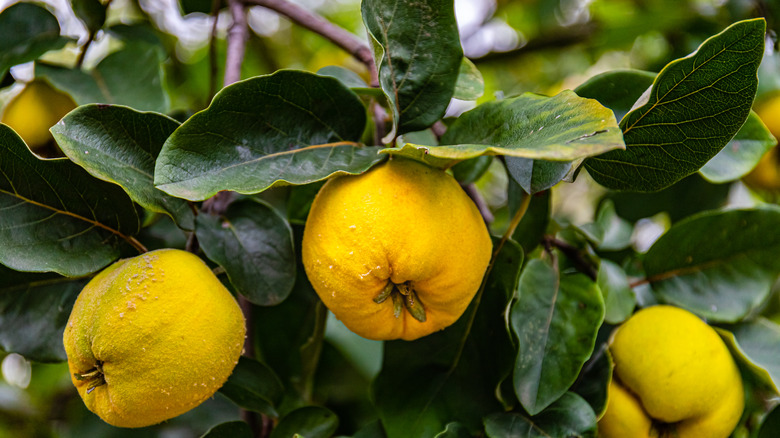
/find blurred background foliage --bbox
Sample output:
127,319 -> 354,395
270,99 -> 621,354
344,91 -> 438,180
0,0 -> 779,436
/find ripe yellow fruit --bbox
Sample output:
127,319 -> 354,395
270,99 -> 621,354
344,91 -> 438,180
302,158 -> 492,341
744,93 -> 780,191
63,249 -> 246,428
599,305 -> 744,438
1,79 -> 76,151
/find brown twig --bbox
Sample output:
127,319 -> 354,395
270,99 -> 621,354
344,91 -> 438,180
225,0 -> 249,87
462,183 -> 494,225
243,0 -> 378,86
542,235 -> 598,281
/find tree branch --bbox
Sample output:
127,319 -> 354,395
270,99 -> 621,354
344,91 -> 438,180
225,0 -> 249,87
243,0 -> 378,86
542,236 -> 598,281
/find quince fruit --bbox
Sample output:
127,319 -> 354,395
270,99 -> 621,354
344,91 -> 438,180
1,79 -> 76,153
743,93 -> 780,191
63,249 -> 245,428
302,158 -> 492,341
598,305 -> 743,438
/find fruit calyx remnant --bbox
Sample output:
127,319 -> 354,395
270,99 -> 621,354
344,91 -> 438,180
74,360 -> 106,394
373,281 -> 427,322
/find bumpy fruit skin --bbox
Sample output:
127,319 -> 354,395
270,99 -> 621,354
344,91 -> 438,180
598,380 -> 652,438
1,79 -> 76,150
302,158 -> 492,341
63,249 -> 246,428
599,305 -> 744,438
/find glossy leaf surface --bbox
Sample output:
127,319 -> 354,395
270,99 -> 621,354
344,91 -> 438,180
0,3 -> 71,75
644,207 -> 780,322
52,104 -> 193,230
585,19 -> 765,192
155,70 -> 381,201
362,0 -> 462,135
197,199 -> 295,306
0,126 -> 140,276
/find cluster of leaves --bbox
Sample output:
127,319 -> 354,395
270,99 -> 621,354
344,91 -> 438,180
1,1 -> 780,437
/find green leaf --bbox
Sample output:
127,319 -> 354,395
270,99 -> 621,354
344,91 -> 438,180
269,406 -> 339,438
700,111 -> 778,183
180,0 -> 216,15
253,225 -> 328,404
373,239 -> 523,438
483,393 -> 597,438
382,91 -> 624,169
511,259 -> 605,415
362,0 -> 462,136
574,69 -> 656,123
505,157 -> 573,195
597,260 -> 636,325
0,3 -> 72,75
317,65 -> 369,89
759,404 -> 780,438
571,346 -> 613,419
35,42 -> 169,112
72,0 -> 107,34
0,125 -> 140,276
451,156 -> 492,185
585,19 -> 766,192
577,200 -> 633,251
51,104 -> 194,230
218,356 -> 284,417
602,173 -> 731,223
644,207 -> 780,322
196,199 -> 295,306
201,421 -> 253,438
718,319 -> 780,392
0,266 -> 86,362
452,58 -> 484,101
155,70 -> 381,201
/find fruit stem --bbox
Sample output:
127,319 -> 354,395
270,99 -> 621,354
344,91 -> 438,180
375,281 -> 428,322
74,361 -> 106,394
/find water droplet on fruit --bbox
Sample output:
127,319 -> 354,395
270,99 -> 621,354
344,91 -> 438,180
349,225 -> 356,230
119,313 -> 124,318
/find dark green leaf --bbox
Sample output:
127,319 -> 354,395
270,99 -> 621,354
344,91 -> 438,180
72,0 -> 107,34
0,266 -> 86,362
596,260 -> 636,325
453,58 -> 484,101
362,0 -> 462,136
505,157 -> 572,195
383,91 -> 624,169
585,19 -> 766,192
197,199 -> 295,306
719,319 -> 780,392
602,173 -> 730,223
155,70 -> 381,201
483,393 -> 597,438
452,156 -> 492,185
253,225 -> 328,405
572,346 -> 613,418
700,111 -> 777,183
218,356 -> 284,417
434,422 -> 472,438
759,403 -> 780,438
644,207 -> 780,322
200,421 -> 253,438
35,42 -> 168,112
373,239 -> 523,438
0,125 -> 140,276
511,259 -> 605,415
269,406 -> 339,438
0,3 -> 72,75
51,104 -> 194,230
574,69 -> 656,123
